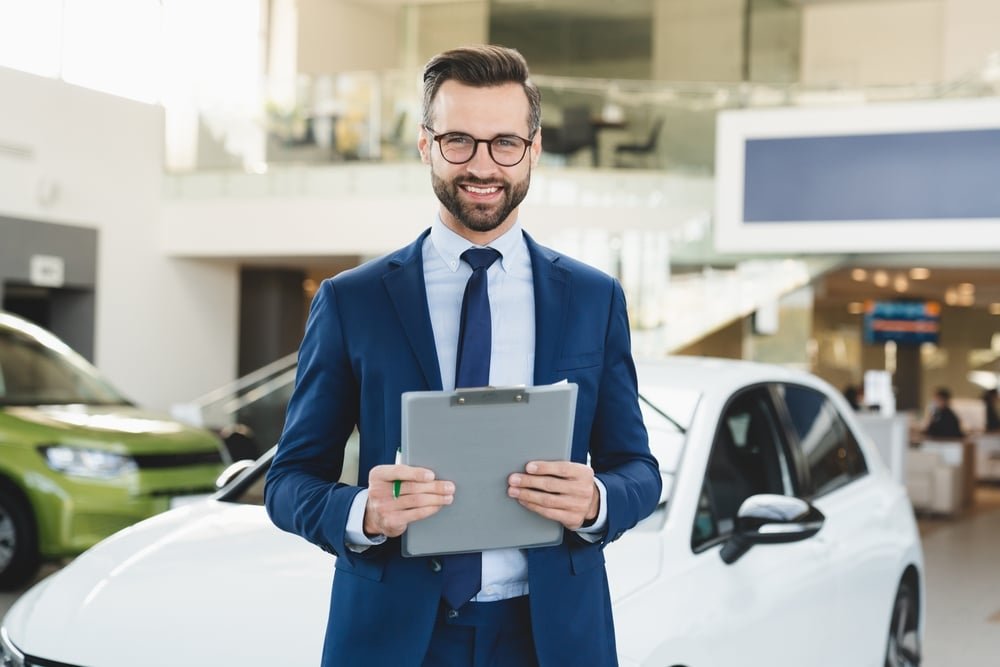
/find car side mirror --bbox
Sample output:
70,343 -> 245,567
720,494 -> 825,564
215,459 -> 255,490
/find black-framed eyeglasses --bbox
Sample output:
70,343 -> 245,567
423,126 -> 534,167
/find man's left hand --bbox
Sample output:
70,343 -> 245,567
507,461 -> 599,530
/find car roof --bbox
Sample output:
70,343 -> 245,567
636,356 -> 830,399
0,310 -> 76,354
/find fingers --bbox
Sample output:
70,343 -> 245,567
363,464 -> 455,538
523,460 -> 592,480
507,461 -> 598,530
513,501 -> 582,529
364,492 -> 453,538
369,464 -> 435,484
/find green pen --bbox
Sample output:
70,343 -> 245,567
393,446 -> 402,498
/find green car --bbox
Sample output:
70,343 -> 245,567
0,312 -> 227,590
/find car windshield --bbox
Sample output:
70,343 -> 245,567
224,391 -> 699,507
0,325 -> 128,406
639,387 -> 699,474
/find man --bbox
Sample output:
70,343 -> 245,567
924,387 -> 964,439
266,45 -> 661,667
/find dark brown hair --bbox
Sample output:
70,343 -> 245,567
422,45 -> 542,135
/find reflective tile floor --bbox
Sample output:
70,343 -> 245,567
3,489 -> 999,664
919,484 -> 1000,666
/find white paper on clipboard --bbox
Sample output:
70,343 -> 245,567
400,382 -> 578,557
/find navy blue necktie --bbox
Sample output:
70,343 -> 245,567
441,247 -> 501,610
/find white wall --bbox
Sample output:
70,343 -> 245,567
652,0 -> 745,82
800,0 -> 1000,86
0,66 -> 239,411
413,2 -> 489,67
941,0 -> 1000,79
161,166 -> 714,259
296,0 -> 401,74
801,0 -> 944,85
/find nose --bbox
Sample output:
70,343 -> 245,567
465,141 -> 500,178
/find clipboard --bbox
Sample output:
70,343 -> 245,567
400,383 -> 578,557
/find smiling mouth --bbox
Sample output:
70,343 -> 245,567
460,183 -> 503,196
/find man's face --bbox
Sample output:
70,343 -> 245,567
419,80 -> 541,238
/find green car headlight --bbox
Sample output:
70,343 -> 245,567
39,444 -> 138,479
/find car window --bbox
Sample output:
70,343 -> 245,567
0,327 -> 126,405
692,386 -> 793,551
230,465 -> 268,505
778,384 -> 868,498
222,432 -> 360,506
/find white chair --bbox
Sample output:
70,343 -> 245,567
973,434 -> 1000,481
906,448 -> 963,515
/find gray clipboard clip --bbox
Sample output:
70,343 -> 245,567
450,387 -> 529,406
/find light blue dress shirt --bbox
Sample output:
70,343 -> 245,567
345,217 -> 607,601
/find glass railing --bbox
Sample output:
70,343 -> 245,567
166,52 -> 1000,174
172,352 -> 298,457
171,254 -> 838,452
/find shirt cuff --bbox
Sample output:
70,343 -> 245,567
345,488 -> 387,552
575,477 -> 608,541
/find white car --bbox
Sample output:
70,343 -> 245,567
0,357 -> 923,667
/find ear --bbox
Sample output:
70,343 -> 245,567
529,128 -> 542,167
417,124 -> 431,164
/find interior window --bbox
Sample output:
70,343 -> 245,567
692,387 -> 792,550
779,384 -> 868,498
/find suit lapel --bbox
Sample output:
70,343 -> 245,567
382,229 -> 443,391
525,232 -> 571,385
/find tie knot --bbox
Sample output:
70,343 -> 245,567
461,247 -> 502,271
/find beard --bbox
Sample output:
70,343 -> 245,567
432,168 -> 531,234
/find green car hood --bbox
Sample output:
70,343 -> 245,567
0,404 -> 220,454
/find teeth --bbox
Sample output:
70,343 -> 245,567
464,185 -> 499,194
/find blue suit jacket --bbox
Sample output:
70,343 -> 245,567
266,229 -> 661,666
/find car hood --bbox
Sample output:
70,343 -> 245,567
2,404 -> 219,451
4,501 -> 333,667
4,497 -> 664,667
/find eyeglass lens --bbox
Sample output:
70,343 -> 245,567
438,133 -> 528,166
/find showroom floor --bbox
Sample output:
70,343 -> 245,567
919,484 -> 1000,666
3,489 -> 999,665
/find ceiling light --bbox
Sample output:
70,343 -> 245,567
909,267 -> 930,280
957,282 -> 975,295
990,303 -> 1000,315
872,270 -> 889,287
945,289 -> 959,306
847,302 -> 865,315
893,275 -> 909,292
851,268 -> 867,281
958,292 -> 975,307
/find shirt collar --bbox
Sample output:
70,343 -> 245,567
429,216 -> 526,273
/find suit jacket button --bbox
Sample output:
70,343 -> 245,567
429,557 -> 442,572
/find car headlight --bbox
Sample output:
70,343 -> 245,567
39,444 -> 138,479
0,626 -> 25,667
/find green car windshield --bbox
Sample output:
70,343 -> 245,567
0,324 -> 128,406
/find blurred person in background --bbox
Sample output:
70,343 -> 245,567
843,384 -> 864,411
923,387 -> 964,439
982,388 -> 1000,432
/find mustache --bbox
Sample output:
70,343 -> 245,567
457,177 -> 505,187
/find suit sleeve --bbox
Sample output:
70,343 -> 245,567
265,279 -> 368,561
591,280 -> 663,544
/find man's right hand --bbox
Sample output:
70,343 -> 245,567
363,464 -> 454,538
